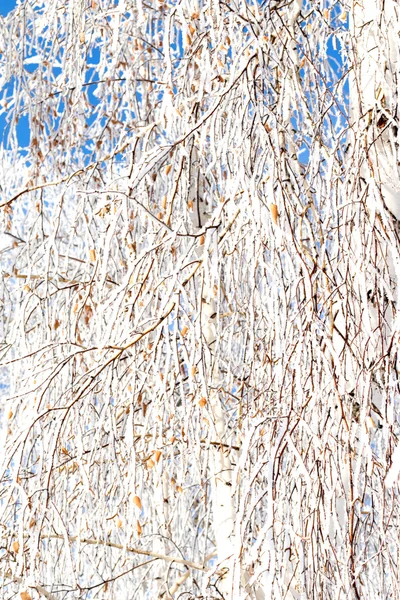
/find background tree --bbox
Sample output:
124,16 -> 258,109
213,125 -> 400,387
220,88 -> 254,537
0,0 -> 399,598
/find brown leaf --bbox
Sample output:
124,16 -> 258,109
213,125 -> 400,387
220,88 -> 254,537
136,520 -> 142,536
12,541 -> 20,553
133,495 -> 142,509
270,203 -> 279,225
20,592 -> 31,600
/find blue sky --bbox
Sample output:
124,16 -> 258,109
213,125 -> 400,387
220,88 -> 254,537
0,0 -> 19,147
0,0 -> 17,17
0,0 -> 347,157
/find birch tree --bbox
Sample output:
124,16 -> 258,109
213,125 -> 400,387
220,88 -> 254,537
0,0 -> 400,598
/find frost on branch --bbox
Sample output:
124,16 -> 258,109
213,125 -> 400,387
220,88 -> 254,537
0,1 -> 399,599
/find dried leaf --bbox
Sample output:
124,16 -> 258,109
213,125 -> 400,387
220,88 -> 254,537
270,203 -> 279,224
12,541 -> 20,553
20,592 -> 31,600
133,495 -> 142,509
136,520 -> 142,536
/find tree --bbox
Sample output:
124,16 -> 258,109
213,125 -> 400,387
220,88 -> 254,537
0,0 -> 399,598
